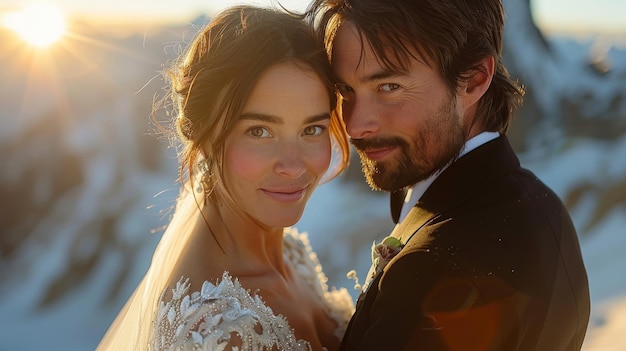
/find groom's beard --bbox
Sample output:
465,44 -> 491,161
351,101 -> 465,192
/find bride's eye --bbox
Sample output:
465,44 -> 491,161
247,126 -> 271,138
302,125 -> 326,136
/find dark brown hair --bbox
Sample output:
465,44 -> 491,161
308,0 -> 524,133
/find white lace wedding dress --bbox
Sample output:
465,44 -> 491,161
150,228 -> 355,351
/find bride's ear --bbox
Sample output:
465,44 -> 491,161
458,56 -> 494,109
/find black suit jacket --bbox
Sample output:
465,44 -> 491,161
340,136 -> 590,351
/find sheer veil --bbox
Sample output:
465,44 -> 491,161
97,184 -> 202,351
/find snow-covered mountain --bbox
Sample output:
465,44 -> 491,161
1,1 -> 625,349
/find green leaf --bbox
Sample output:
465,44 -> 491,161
381,236 -> 403,248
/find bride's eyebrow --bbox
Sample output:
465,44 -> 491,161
304,113 -> 331,124
237,113 -> 331,124
238,113 -> 282,124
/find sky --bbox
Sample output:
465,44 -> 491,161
1,0 -> 626,35
531,0 -> 626,35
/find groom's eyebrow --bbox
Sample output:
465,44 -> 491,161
333,68 -> 404,86
363,69 -> 401,82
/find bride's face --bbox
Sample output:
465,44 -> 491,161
222,62 -> 332,228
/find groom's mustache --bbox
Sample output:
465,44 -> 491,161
350,136 -> 407,152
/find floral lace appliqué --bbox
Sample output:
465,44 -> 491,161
152,272 -> 310,351
151,227 -> 354,351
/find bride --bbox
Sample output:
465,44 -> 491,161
97,5 -> 353,351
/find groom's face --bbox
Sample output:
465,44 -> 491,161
331,21 -> 465,192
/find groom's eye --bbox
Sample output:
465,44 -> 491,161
379,83 -> 400,92
335,83 -> 353,97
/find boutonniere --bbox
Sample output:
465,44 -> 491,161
346,236 -> 404,293
371,236 -> 404,276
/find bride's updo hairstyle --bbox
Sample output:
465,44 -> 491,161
161,5 -> 349,200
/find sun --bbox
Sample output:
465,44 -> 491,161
2,2 -> 67,48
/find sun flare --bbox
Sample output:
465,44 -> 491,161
3,2 -> 66,48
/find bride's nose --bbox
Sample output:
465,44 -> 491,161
274,143 -> 307,179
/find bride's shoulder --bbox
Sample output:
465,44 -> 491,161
282,227 -> 322,279
283,226 -> 314,254
152,272 -> 308,350
282,227 -> 355,338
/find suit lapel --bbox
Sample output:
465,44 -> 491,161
390,136 -> 520,246
389,204 -> 437,244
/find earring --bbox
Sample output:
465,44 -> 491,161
196,158 -> 214,197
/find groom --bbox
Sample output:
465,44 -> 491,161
309,0 -> 590,349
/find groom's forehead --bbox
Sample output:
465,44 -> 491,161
331,22 -> 431,77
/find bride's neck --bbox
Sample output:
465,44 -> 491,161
198,200 -> 288,276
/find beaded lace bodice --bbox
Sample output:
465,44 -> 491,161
151,228 -> 354,351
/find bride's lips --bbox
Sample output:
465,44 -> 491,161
260,186 -> 308,203
363,146 -> 398,161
